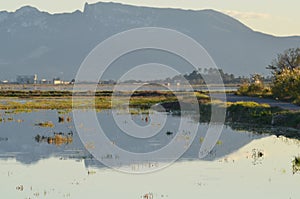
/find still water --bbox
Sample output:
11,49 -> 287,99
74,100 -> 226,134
0,110 -> 299,199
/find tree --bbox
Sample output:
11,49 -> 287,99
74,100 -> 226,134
271,68 -> 300,101
267,48 -> 300,103
250,74 -> 263,84
267,48 -> 300,74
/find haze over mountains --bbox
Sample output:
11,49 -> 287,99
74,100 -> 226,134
0,2 -> 300,81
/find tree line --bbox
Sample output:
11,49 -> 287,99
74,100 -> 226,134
168,68 -> 250,85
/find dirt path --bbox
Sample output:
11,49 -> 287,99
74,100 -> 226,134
211,93 -> 300,111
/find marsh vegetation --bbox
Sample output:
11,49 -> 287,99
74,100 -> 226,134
35,133 -> 73,146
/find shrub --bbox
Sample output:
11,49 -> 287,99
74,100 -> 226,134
271,68 -> 300,102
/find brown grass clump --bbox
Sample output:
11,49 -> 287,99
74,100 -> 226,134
35,121 -> 55,128
47,135 -> 73,146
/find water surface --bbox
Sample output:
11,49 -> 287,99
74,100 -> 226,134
0,110 -> 299,198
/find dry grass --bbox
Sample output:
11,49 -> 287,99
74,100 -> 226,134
35,121 -> 55,128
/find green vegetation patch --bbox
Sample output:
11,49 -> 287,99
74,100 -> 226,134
227,101 -> 275,125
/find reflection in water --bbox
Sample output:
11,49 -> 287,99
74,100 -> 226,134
0,110 -> 266,165
251,148 -> 264,165
0,110 -> 300,198
292,157 -> 300,174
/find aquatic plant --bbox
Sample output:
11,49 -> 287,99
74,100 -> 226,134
66,116 -> 72,122
35,121 -> 55,128
88,170 -> 96,175
251,149 -> 264,165
216,140 -> 223,145
7,117 -> 14,121
48,135 -> 73,145
58,116 -> 64,123
292,157 -> 300,174
35,133 -> 73,146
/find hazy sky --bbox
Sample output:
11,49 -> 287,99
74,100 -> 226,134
0,0 -> 299,36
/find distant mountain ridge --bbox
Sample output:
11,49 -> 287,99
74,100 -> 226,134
0,2 -> 300,80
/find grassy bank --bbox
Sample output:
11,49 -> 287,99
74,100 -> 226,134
158,100 -> 300,138
0,90 -> 208,110
1,89 -> 300,138
1,89 -> 299,129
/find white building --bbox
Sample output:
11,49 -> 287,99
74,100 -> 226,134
53,79 -> 64,85
53,78 -> 69,85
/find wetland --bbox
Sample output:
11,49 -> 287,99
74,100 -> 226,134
0,88 -> 300,198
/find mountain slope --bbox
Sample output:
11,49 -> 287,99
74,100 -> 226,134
0,2 -> 299,80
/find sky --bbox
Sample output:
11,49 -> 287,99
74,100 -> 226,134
0,0 -> 299,36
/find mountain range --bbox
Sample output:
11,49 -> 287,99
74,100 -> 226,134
0,2 -> 300,81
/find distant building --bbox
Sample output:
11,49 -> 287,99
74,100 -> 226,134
38,79 -> 52,84
53,78 -> 63,85
0,80 -> 9,84
53,77 -> 69,85
17,74 -> 37,84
